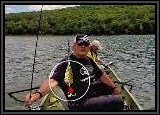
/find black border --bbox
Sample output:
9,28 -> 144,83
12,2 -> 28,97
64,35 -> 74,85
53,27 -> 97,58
1,0 -> 159,114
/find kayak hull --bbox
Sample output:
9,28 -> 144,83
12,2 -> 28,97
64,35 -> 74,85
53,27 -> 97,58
38,64 -> 143,110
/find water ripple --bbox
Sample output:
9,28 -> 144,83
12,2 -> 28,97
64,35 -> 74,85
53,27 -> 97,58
5,35 -> 155,110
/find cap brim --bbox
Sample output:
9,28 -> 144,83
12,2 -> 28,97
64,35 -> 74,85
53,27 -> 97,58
78,40 -> 90,44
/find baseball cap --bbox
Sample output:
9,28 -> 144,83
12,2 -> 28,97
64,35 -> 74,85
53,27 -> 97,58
91,40 -> 102,50
74,34 -> 90,45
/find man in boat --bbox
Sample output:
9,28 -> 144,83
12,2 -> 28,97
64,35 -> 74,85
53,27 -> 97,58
87,39 -> 102,64
24,34 -> 124,110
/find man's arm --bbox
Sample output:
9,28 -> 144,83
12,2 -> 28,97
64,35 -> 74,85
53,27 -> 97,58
100,72 -> 120,95
24,78 -> 58,108
37,78 -> 58,97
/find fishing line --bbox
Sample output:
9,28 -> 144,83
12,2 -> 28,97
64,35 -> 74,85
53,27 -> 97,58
67,39 -> 70,59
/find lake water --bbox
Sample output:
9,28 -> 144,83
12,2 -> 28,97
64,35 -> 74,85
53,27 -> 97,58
5,35 -> 155,110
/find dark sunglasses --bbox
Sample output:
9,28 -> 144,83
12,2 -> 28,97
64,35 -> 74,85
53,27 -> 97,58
77,42 -> 90,46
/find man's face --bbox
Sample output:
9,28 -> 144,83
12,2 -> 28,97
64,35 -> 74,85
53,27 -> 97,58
73,41 -> 90,57
92,45 -> 99,51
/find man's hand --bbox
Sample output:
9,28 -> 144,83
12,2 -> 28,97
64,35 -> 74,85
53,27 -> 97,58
24,93 -> 40,108
112,87 -> 121,95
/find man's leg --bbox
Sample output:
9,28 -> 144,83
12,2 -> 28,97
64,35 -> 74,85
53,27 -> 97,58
84,95 -> 124,110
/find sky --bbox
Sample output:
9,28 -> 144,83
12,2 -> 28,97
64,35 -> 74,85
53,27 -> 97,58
5,5 -> 80,14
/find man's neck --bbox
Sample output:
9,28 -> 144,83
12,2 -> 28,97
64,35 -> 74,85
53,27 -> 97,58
72,53 -> 86,59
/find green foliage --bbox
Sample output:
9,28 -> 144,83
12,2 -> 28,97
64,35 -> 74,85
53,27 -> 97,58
5,5 -> 155,35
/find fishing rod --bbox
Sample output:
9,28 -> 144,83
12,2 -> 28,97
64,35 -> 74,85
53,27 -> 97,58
8,86 -> 39,95
30,4 -> 43,97
68,39 -> 70,58
8,86 -> 40,103
101,61 -> 134,92
8,5 -> 43,102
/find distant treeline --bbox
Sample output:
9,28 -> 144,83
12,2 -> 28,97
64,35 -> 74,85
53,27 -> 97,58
5,5 -> 155,35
